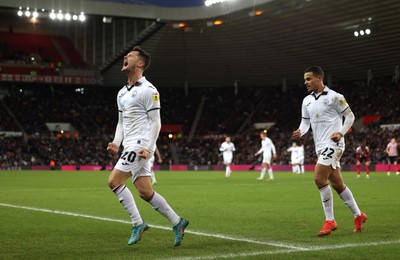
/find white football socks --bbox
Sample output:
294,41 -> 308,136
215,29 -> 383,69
339,186 -> 361,217
113,184 -> 143,225
149,192 -> 180,226
259,168 -> 266,179
268,168 -> 274,179
226,166 -> 231,177
319,185 -> 334,221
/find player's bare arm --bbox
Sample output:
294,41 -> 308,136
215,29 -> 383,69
155,149 -> 163,163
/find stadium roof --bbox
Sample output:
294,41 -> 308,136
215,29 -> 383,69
0,0 -> 274,20
93,0 -> 206,8
1,0 -> 400,88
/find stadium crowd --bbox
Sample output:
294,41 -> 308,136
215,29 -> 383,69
0,77 -> 399,169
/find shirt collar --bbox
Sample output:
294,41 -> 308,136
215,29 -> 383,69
126,76 -> 145,91
312,85 -> 329,98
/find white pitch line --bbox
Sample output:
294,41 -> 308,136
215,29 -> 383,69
0,203 -> 304,250
159,240 -> 400,260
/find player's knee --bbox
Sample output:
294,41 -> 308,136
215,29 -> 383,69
332,183 -> 345,193
138,188 -> 153,201
329,179 -> 345,193
108,177 -> 117,189
314,177 -> 327,188
108,175 -> 123,190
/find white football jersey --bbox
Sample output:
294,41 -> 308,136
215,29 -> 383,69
220,142 -> 236,156
301,86 -> 349,153
116,76 -> 160,150
257,137 -> 276,157
298,145 -> 305,160
287,146 -> 301,161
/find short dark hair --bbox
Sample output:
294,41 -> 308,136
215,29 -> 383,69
132,46 -> 151,71
304,66 -> 324,78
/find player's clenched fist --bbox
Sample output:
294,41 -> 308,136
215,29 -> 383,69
107,142 -> 119,155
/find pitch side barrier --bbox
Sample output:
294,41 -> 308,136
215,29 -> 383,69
0,164 -> 391,172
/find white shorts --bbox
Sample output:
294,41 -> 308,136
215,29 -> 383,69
317,146 -> 343,169
114,144 -> 151,182
292,156 -> 304,164
262,153 -> 272,164
223,154 -> 233,164
298,156 -> 304,164
148,155 -> 155,166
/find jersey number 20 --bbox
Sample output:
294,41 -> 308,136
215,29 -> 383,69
121,151 -> 137,162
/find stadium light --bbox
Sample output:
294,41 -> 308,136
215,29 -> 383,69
79,12 -> 86,22
213,20 -> 223,25
16,7 -> 86,22
25,7 -> 31,17
172,22 -> 187,29
49,10 -> 56,20
249,10 -> 264,17
353,28 -> 371,37
32,9 -> 39,18
17,7 -> 23,16
57,10 -> 64,20
102,16 -> 112,23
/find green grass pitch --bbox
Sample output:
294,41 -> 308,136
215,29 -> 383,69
1,170 -> 399,259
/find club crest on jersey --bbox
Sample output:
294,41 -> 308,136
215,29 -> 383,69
131,90 -> 137,97
152,92 -> 159,103
322,98 -> 329,106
